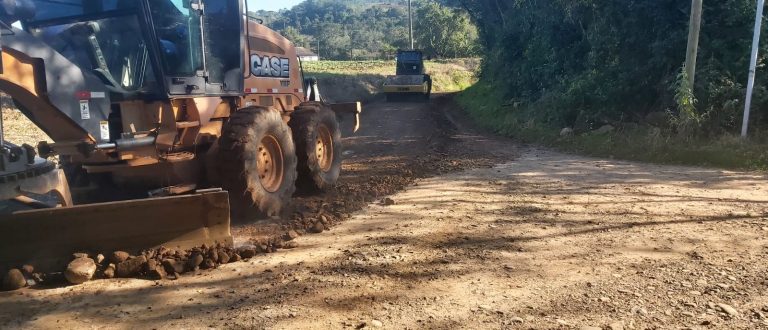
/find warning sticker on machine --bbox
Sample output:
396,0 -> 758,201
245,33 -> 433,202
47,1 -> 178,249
79,100 -> 90,120
100,121 -> 110,141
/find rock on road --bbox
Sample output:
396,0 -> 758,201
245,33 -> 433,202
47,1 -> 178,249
1,97 -> 768,329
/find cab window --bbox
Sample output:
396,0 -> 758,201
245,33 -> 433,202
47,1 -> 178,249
203,0 -> 241,91
148,0 -> 204,77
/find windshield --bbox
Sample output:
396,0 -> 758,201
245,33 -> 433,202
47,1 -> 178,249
398,51 -> 423,62
24,0 -> 240,95
28,0 -> 136,22
30,16 -> 156,93
25,1 -> 158,94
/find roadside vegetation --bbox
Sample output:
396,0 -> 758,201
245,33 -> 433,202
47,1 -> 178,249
459,81 -> 768,169
304,59 -> 478,103
455,0 -> 768,170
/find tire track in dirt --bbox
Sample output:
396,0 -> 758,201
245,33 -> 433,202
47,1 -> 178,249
3,146 -> 767,329
230,94 -> 506,250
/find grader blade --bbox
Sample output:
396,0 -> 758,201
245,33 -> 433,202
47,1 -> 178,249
0,190 -> 232,274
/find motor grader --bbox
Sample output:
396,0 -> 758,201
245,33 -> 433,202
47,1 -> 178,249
0,0 -> 361,273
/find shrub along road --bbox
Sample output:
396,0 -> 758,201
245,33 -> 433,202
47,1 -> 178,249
1,95 -> 767,329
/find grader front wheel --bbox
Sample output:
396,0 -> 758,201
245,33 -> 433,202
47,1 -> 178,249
217,106 -> 297,218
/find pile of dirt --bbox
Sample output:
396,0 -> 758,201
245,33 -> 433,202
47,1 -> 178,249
1,244 -> 282,291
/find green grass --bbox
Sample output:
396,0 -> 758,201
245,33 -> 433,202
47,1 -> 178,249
302,59 -> 479,103
458,80 -> 768,170
304,60 -> 394,76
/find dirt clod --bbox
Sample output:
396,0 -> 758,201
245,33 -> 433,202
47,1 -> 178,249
201,259 -> 216,270
110,251 -> 130,264
64,258 -> 97,284
103,264 -> 116,279
162,259 -> 185,274
142,249 -> 156,260
116,256 -> 147,278
718,303 -> 739,317
218,251 -> 231,264
2,269 -> 26,291
309,222 -> 325,233
282,241 -> 298,249
187,254 -> 204,271
207,249 -> 219,263
238,248 -> 256,259
285,230 -> 300,241
608,321 -> 625,330
145,259 -> 166,280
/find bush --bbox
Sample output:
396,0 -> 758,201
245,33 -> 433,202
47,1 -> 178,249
459,0 -> 768,135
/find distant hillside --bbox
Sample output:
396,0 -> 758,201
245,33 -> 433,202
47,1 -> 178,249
248,0 -> 477,60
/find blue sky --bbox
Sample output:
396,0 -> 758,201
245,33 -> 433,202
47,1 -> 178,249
247,0 -> 304,11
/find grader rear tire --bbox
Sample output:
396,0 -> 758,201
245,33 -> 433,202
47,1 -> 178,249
217,106 -> 297,218
289,102 -> 342,191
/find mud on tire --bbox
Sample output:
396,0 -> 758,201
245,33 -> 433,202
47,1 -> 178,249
289,102 -> 343,191
217,106 -> 297,218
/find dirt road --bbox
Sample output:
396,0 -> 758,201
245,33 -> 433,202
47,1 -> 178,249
2,97 -> 768,329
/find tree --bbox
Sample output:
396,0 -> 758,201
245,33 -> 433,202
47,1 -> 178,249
452,0 -> 768,134
282,26 -> 309,48
414,1 -> 480,58
259,0 -> 471,60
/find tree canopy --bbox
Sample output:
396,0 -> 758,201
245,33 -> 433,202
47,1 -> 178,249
250,0 -> 480,60
415,1 -> 480,58
454,0 -> 768,135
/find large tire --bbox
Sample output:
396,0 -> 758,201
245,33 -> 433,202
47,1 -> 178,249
289,102 -> 342,191
217,106 -> 297,218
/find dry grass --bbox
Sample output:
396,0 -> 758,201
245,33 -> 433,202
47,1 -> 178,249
303,58 -> 480,75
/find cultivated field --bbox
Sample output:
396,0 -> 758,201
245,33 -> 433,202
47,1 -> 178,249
303,59 -> 478,103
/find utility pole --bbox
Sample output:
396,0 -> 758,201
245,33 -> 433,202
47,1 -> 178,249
742,0 -> 765,138
685,0 -> 703,87
408,0 -> 414,50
